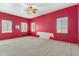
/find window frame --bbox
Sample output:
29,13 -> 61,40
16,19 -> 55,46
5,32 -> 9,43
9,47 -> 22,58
57,17 -> 68,34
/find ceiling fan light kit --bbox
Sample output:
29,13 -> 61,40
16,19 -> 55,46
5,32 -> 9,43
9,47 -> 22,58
25,6 -> 38,14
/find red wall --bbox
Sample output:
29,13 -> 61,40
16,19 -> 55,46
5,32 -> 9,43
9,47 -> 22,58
31,5 -> 78,44
78,5 -> 79,45
0,12 -> 30,40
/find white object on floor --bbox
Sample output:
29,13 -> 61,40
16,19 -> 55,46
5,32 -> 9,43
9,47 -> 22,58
37,32 -> 54,39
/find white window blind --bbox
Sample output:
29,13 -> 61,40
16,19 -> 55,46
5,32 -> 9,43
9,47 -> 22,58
2,20 -> 12,33
31,23 -> 36,32
57,17 -> 68,33
21,22 -> 27,32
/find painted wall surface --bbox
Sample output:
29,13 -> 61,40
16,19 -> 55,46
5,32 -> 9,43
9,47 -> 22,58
77,4 -> 79,46
0,12 -> 30,40
31,5 -> 78,43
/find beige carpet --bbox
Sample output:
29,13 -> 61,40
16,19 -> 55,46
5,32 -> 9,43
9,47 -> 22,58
0,36 -> 79,56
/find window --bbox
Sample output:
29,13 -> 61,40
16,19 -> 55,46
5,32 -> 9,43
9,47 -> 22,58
31,23 -> 36,32
2,20 -> 12,33
57,17 -> 68,33
21,22 -> 27,32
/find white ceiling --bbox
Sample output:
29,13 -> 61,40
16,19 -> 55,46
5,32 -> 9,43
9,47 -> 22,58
0,3 -> 77,19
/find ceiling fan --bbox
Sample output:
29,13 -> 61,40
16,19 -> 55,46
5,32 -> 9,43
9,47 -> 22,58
22,3 -> 39,14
